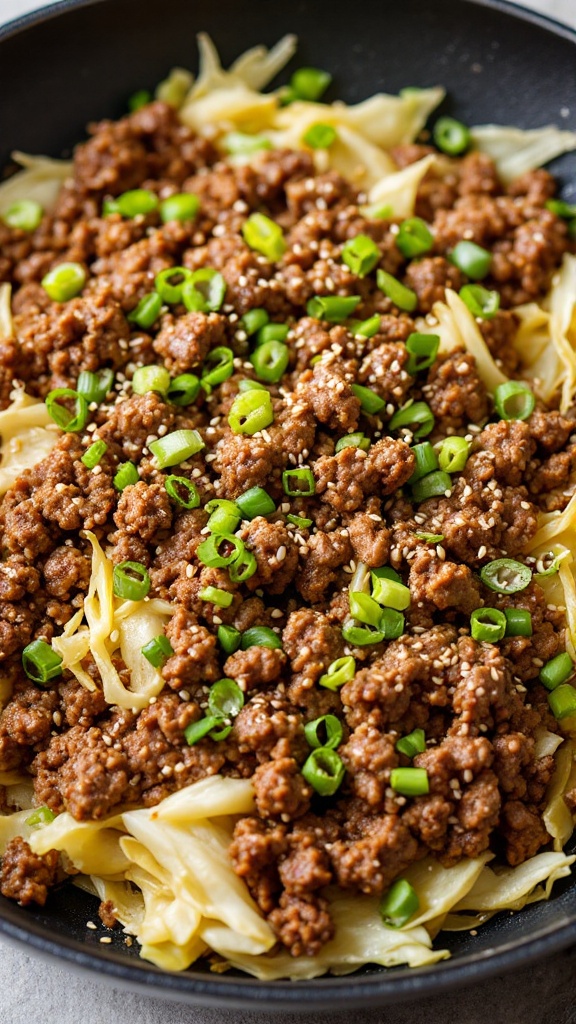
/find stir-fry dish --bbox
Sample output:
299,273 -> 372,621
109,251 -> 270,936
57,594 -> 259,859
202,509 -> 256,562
1,37 -> 576,978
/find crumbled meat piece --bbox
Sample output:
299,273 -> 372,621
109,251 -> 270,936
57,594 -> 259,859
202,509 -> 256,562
252,757 -> 312,820
0,837 -> 59,906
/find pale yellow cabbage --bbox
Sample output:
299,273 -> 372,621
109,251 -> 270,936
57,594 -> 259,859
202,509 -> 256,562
0,152 -> 72,217
471,124 -> 576,184
0,387 -> 61,496
53,531 -> 172,710
0,283 -> 12,341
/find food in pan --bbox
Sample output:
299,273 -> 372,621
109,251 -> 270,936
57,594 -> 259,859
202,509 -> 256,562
1,36 -> 576,978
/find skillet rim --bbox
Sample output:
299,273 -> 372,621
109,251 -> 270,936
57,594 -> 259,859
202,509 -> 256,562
0,0 -> 576,1008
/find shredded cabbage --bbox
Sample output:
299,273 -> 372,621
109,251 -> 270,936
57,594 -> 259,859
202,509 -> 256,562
0,152 -> 72,217
53,531 -> 172,710
471,124 -> 576,183
0,387 -> 60,496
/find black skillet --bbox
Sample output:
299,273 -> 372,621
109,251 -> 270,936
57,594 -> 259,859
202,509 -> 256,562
1,0 -> 576,1010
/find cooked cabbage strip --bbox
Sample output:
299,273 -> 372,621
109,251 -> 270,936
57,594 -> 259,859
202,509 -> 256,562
366,154 -> 436,218
422,289 -> 508,390
543,740 -> 576,849
452,851 -> 575,913
0,283 -> 12,341
0,387 -> 61,496
470,124 -> 576,183
53,531 -> 172,709
0,152 -> 72,216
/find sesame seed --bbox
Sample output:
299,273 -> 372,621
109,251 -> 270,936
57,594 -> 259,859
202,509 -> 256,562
100,937 -> 113,944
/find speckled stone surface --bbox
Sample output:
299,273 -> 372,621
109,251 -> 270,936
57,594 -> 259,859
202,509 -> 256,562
1,1 -> 576,1021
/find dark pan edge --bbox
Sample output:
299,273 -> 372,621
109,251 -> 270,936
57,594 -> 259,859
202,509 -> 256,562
1,907 -> 575,1011
1,0 -> 576,51
1,0 -> 576,1009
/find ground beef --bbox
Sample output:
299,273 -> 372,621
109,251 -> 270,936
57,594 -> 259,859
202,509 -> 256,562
0,89 -> 573,965
0,837 -> 59,906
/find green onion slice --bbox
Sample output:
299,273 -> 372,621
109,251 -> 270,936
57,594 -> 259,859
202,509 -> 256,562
206,498 -> 241,535
198,533 -> 244,568
241,308 -> 269,336
396,218 -> 433,259
412,470 -> 452,502
480,559 -> 531,594
242,213 -> 286,261
184,715 -> 223,746
25,806 -> 56,828
208,678 -> 244,719
433,116 -> 471,156
22,639 -> 63,685
303,123 -> 337,149
304,715 -> 343,750
201,347 -> 234,390
351,383 -> 385,415
113,561 -> 150,601
449,240 -> 492,280
241,626 -> 282,650
396,729 -> 426,759
341,234 -> 380,277
155,266 -> 193,304
222,131 -> 272,155
116,189 -> 159,218
81,440 -> 108,469
217,624 -> 241,655
408,441 -> 438,484
540,652 -> 574,691
335,433 -> 371,453
167,373 -> 201,406
437,435 -> 470,473
380,879 -> 420,928
548,683 -> 576,720
389,767 -> 429,796
459,284 -> 500,319
250,340 -> 289,383
42,262 -> 86,302
318,655 -> 356,691
149,429 -> 205,469
306,295 -> 361,323
470,607 -> 507,643
282,468 -> 315,497
493,381 -> 536,422
165,475 -> 200,509
302,747 -> 345,796
132,364 -> 170,396
160,193 -> 200,224
199,586 -> 234,608
45,389 -> 88,432
3,199 -> 43,232
128,292 -> 163,330
236,487 -> 275,520
389,401 -> 435,439
371,576 -> 411,611
228,390 -> 274,435
182,268 -> 226,313
141,635 -> 173,668
229,549 -> 258,582
114,461 -> 139,490
287,513 -> 313,529
290,66 -> 332,101
348,314 -> 381,338
377,269 -> 417,312
405,333 -> 440,375
504,608 -> 532,637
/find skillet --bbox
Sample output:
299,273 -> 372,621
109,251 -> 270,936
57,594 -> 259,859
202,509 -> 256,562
0,0 -> 576,1009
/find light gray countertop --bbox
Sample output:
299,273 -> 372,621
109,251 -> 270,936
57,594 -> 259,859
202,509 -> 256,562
1,0 -> 576,1021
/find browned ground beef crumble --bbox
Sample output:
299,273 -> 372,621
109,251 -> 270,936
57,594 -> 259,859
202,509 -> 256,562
0,100 -> 574,954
